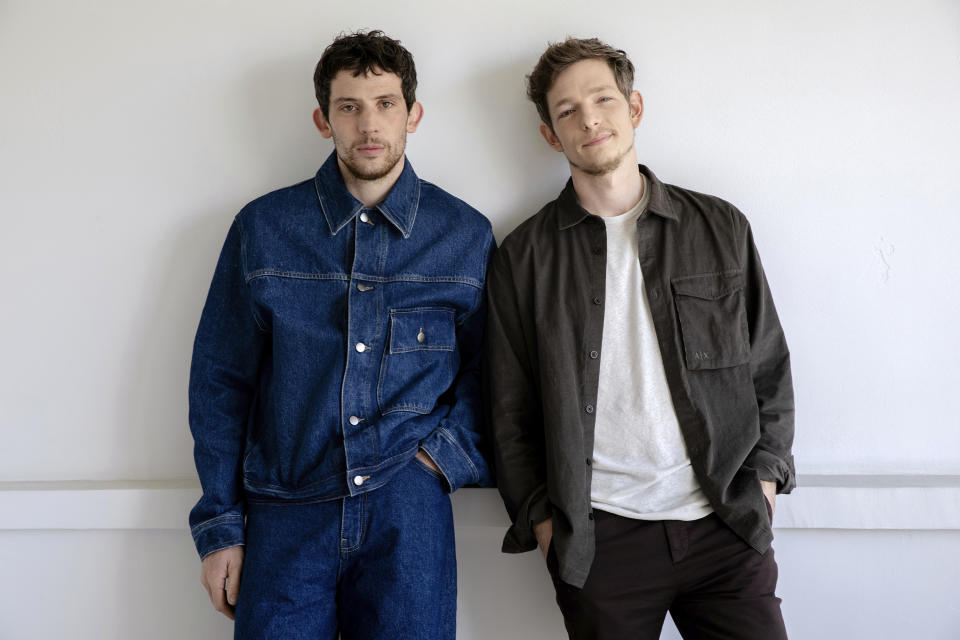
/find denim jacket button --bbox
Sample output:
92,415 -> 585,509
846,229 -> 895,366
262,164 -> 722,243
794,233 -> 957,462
349,416 -> 361,426
355,342 -> 367,353
353,475 -> 365,486
359,212 -> 371,224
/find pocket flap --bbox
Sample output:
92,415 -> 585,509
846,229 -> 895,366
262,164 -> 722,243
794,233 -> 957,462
388,308 -> 456,354
671,270 -> 744,300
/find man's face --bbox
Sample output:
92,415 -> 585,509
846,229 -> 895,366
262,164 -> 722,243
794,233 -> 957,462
313,69 -> 422,182
540,58 -> 642,176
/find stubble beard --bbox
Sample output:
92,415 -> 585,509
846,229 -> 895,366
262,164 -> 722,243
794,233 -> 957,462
336,132 -> 407,182
569,136 -> 634,177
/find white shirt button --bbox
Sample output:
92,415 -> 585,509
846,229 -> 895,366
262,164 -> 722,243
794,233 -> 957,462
359,212 -> 370,223
355,342 -> 367,353
353,475 -> 365,486
349,416 -> 361,426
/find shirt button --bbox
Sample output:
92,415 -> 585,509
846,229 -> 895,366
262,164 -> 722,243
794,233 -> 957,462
349,416 -> 361,426
353,475 -> 365,486
585,458 -> 592,466
359,212 -> 371,224
584,404 -> 594,414
357,283 -> 374,292
588,512 -> 594,521
592,247 -> 602,256
355,342 -> 368,353
592,296 -> 602,305
589,350 -> 599,359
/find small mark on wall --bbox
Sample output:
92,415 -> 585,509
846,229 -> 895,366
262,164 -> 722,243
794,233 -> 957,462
875,236 -> 895,283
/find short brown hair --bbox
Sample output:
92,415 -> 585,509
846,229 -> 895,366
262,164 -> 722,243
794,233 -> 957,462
313,30 -> 417,119
527,37 -> 634,130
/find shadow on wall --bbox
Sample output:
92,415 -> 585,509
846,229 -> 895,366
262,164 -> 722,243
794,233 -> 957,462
238,53 -> 336,186
428,56 -> 569,240
115,53 -> 335,483
116,207 -> 238,482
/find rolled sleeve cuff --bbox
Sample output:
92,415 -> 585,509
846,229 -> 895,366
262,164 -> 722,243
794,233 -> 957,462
191,512 -> 246,560
746,449 -> 797,494
501,483 -> 552,553
419,425 -> 481,493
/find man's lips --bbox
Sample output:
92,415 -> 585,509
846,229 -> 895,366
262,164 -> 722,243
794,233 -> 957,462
356,144 -> 385,156
583,133 -> 613,147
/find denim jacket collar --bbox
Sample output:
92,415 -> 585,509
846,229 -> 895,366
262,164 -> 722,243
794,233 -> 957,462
314,151 -> 421,238
556,164 -> 680,230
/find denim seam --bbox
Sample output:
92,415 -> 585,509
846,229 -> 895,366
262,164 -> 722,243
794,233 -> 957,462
190,512 -> 243,536
340,494 -> 367,554
380,404 -> 432,415
352,272 -> 482,288
246,270 -> 350,283
391,345 -> 455,353
244,468 -> 345,494
408,179 -> 421,238
237,217 -> 268,332
438,425 -> 479,484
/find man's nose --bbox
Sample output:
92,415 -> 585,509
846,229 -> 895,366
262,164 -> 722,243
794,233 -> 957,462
358,109 -> 379,134
579,105 -> 600,130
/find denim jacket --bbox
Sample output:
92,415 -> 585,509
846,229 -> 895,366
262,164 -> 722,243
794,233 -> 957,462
189,152 -> 495,559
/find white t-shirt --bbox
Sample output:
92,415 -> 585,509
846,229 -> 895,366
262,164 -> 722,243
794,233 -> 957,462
590,176 -> 713,521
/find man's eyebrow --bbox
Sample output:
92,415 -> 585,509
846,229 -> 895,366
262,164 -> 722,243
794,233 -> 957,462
550,85 -> 619,111
332,93 -> 403,104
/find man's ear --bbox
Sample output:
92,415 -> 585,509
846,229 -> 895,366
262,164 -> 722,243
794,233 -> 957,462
539,122 -> 564,153
406,101 -> 424,133
629,91 -> 643,128
313,108 -> 333,139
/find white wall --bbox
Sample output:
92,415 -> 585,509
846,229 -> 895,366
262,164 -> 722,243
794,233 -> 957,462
1,0 -> 959,638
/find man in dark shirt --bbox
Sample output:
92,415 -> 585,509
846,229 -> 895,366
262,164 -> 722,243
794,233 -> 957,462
189,31 -> 494,638
486,37 -> 794,639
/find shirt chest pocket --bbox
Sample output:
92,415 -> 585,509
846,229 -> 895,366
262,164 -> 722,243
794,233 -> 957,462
671,271 -> 751,370
377,307 -> 459,415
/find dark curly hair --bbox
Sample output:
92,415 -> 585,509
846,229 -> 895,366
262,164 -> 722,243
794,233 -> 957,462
313,30 -> 417,119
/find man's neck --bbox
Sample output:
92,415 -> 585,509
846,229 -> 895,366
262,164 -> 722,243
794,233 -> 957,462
339,157 -> 405,208
569,153 -> 643,218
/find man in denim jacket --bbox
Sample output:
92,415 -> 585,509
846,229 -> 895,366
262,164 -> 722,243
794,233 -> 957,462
188,30 -> 493,638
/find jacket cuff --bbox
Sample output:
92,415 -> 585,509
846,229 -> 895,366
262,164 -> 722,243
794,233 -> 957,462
191,512 -> 246,560
745,449 -> 797,494
419,425 -> 480,493
501,483 -> 552,553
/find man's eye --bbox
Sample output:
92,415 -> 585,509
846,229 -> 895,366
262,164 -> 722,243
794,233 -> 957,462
380,101 -> 394,109
341,104 -> 357,112
558,109 -> 574,119
598,96 -> 613,103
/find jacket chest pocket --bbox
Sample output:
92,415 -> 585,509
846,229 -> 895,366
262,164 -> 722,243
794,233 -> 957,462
377,307 -> 459,415
671,271 -> 750,370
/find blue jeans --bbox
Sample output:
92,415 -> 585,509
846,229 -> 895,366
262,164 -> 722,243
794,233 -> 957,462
235,459 -> 456,639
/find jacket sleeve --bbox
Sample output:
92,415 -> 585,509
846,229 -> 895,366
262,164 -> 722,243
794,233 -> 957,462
739,218 -> 796,494
484,246 -> 552,553
187,216 -> 266,558
417,229 -> 496,492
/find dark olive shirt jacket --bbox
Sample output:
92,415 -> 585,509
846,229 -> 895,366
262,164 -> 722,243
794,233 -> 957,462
485,165 -> 795,588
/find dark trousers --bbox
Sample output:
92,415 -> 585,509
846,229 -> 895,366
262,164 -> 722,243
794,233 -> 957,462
234,459 -> 456,639
547,510 -> 787,640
